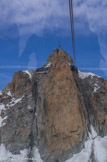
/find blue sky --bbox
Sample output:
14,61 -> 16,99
0,0 -> 107,90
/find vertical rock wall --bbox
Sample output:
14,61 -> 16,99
36,50 -> 87,161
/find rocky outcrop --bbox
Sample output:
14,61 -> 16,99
37,50 -> 87,162
0,70 -> 36,153
75,74 -> 107,137
0,49 -> 107,162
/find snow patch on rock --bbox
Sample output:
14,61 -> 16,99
0,91 -> 2,96
0,104 -> 5,111
68,62 -> 71,66
0,145 -> 43,162
0,96 -> 24,127
45,62 -> 51,68
32,146 -> 43,162
94,136 -> 107,162
6,91 -> 12,97
23,70 -> 32,79
65,126 -> 107,162
90,125 -> 98,139
0,104 -> 7,127
66,139 -> 93,162
0,116 -> 7,127
9,96 -> 24,107
78,71 -> 100,79
2,96 -> 24,110
94,83 -> 100,93
0,144 -> 28,162
27,105 -> 34,110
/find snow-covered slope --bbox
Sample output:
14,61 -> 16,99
0,127 -> 106,162
0,145 -> 43,162
66,126 -> 107,162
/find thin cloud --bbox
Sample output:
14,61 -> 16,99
80,68 -> 107,71
0,73 -> 11,79
0,0 -> 69,36
0,0 -> 107,75
0,0 -> 106,35
0,66 -> 37,69
27,53 -> 37,70
1,66 -> 107,71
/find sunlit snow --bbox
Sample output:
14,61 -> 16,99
0,96 -> 24,127
66,126 -> 107,162
93,83 -> 100,93
0,91 -> 2,96
0,145 -> 43,162
0,145 -> 28,162
32,146 -> 43,162
23,70 -> 32,79
45,62 -> 51,68
78,71 -> 100,79
9,96 -> 24,107
6,91 -> 12,97
0,104 -> 7,127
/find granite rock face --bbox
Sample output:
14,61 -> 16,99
0,70 -> 36,153
0,49 -> 107,162
37,50 -> 87,162
75,74 -> 107,137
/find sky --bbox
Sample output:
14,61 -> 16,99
0,0 -> 107,89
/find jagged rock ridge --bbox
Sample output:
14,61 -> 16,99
0,49 -> 107,162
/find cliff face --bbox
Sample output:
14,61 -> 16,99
37,50 -> 87,161
0,49 -> 107,162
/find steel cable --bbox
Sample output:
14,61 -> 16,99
69,0 -> 76,65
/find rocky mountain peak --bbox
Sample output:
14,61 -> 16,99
46,49 -> 73,66
0,49 -> 107,162
39,49 -> 87,161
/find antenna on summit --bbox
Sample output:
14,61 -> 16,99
59,41 -> 61,49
